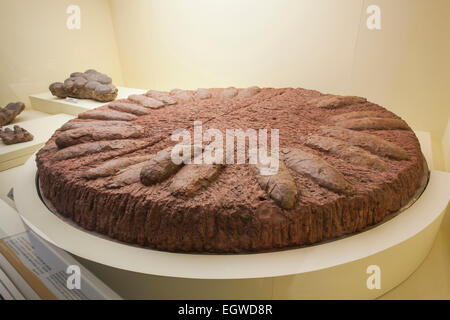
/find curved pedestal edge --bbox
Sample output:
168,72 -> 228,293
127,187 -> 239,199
14,155 -> 450,299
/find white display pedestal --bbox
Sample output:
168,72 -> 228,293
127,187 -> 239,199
13,155 -> 450,299
29,87 -> 146,116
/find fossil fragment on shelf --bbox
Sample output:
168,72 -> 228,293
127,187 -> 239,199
0,125 -> 34,145
49,69 -> 118,102
305,135 -> 388,171
54,140 -> 146,161
169,164 -> 223,196
55,125 -> 144,148
195,88 -> 212,100
140,146 -> 203,186
336,117 -> 409,130
108,102 -> 150,116
251,159 -> 298,210
220,87 -> 238,99
78,110 -> 137,121
146,90 -> 177,105
83,155 -> 154,179
128,94 -> 165,109
330,111 -> 394,123
60,120 -> 133,131
281,148 -> 355,195
0,102 -> 25,126
237,86 -> 261,99
105,161 -> 151,189
313,95 -> 367,109
319,126 -> 410,160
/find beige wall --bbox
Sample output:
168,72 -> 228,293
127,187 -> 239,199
444,119 -> 450,172
109,0 -> 450,170
0,0 -> 123,107
109,0 -> 363,93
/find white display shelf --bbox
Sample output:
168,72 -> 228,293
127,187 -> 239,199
13,154 -> 450,299
0,114 -> 74,171
29,87 -> 146,116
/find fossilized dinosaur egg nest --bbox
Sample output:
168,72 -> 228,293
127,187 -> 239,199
36,87 -> 426,253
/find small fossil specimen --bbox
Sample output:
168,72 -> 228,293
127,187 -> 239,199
169,164 -> 223,196
330,111 -> 394,123
0,125 -> 34,145
78,110 -> 137,121
251,160 -> 298,210
220,87 -> 238,99
140,147 -> 181,186
281,148 -> 355,195
54,140 -> 146,161
195,88 -> 212,100
55,125 -> 144,149
319,126 -> 409,160
0,102 -> 25,126
107,102 -> 150,115
49,69 -> 118,102
305,135 -> 388,171
313,95 -> 367,109
336,117 -> 409,130
170,89 -> 193,102
237,86 -> 261,99
128,94 -> 165,109
105,161 -> 151,189
140,146 -> 203,186
146,90 -> 177,105
60,120 -> 132,131
84,155 -> 154,180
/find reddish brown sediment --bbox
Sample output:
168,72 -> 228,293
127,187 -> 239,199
36,87 -> 426,253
